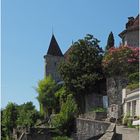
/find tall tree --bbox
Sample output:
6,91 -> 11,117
1,102 -> 39,139
105,31 -> 115,51
36,75 -> 57,119
59,34 -> 104,113
1,102 -> 18,139
16,102 -> 39,127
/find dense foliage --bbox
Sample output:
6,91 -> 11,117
16,102 -> 40,127
126,72 -> 139,90
1,102 -> 39,140
59,34 -> 104,113
36,75 -> 57,118
55,85 -> 71,107
1,103 -> 18,140
102,45 -> 139,77
52,94 -> 78,136
35,76 -> 78,137
105,31 -> 115,51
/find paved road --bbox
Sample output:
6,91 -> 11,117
116,125 -> 139,140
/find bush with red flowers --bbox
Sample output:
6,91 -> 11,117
102,45 -> 139,77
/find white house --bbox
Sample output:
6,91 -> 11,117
122,88 -> 139,118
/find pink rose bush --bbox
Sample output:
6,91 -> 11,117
102,45 -> 139,76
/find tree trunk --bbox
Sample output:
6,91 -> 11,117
43,105 -> 48,120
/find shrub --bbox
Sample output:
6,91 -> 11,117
122,114 -> 130,125
122,113 -> 135,128
102,46 -> 139,76
126,72 -> 139,90
127,119 -> 135,128
52,94 -> 77,135
128,72 -> 139,84
126,83 -> 139,91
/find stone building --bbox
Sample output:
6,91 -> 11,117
44,34 -> 64,82
106,77 -> 128,120
119,15 -> 139,47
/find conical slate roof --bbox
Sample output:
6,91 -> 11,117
47,34 -> 63,56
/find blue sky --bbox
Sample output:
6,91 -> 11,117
1,0 -> 139,110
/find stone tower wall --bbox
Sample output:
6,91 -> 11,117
44,54 -> 64,82
107,76 -> 128,119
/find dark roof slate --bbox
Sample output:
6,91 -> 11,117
47,34 -> 63,56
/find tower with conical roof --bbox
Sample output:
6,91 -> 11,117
44,34 -> 64,82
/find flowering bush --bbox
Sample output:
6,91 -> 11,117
102,45 -> 139,76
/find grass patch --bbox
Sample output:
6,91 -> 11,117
126,83 -> 139,91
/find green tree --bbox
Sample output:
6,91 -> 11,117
52,94 -> 77,136
1,102 -> 18,140
59,34 -> 103,113
105,31 -> 114,51
102,46 -> 139,76
55,85 -> 71,107
36,75 -> 57,119
1,102 -> 39,140
16,102 -> 39,127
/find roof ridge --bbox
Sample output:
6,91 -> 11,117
47,34 -> 63,56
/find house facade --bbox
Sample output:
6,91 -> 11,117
122,88 -> 139,118
119,15 -> 139,47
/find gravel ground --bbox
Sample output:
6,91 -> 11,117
115,125 -> 139,140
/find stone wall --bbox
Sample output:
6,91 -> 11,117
20,133 -> 51,140
76,118 -> 110,140
107,76 -> 128,119
99,123 -> 116,140
15,128 -> 56,140
79,112 -> 107,121
44,54 -> 64,82
85,93 -> 103,112
24,134 -> 51,140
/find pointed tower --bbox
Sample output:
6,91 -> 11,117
44,34 -> 64,82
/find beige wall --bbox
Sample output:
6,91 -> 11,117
122,88 -> 139,117
123,30 -> 139,47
